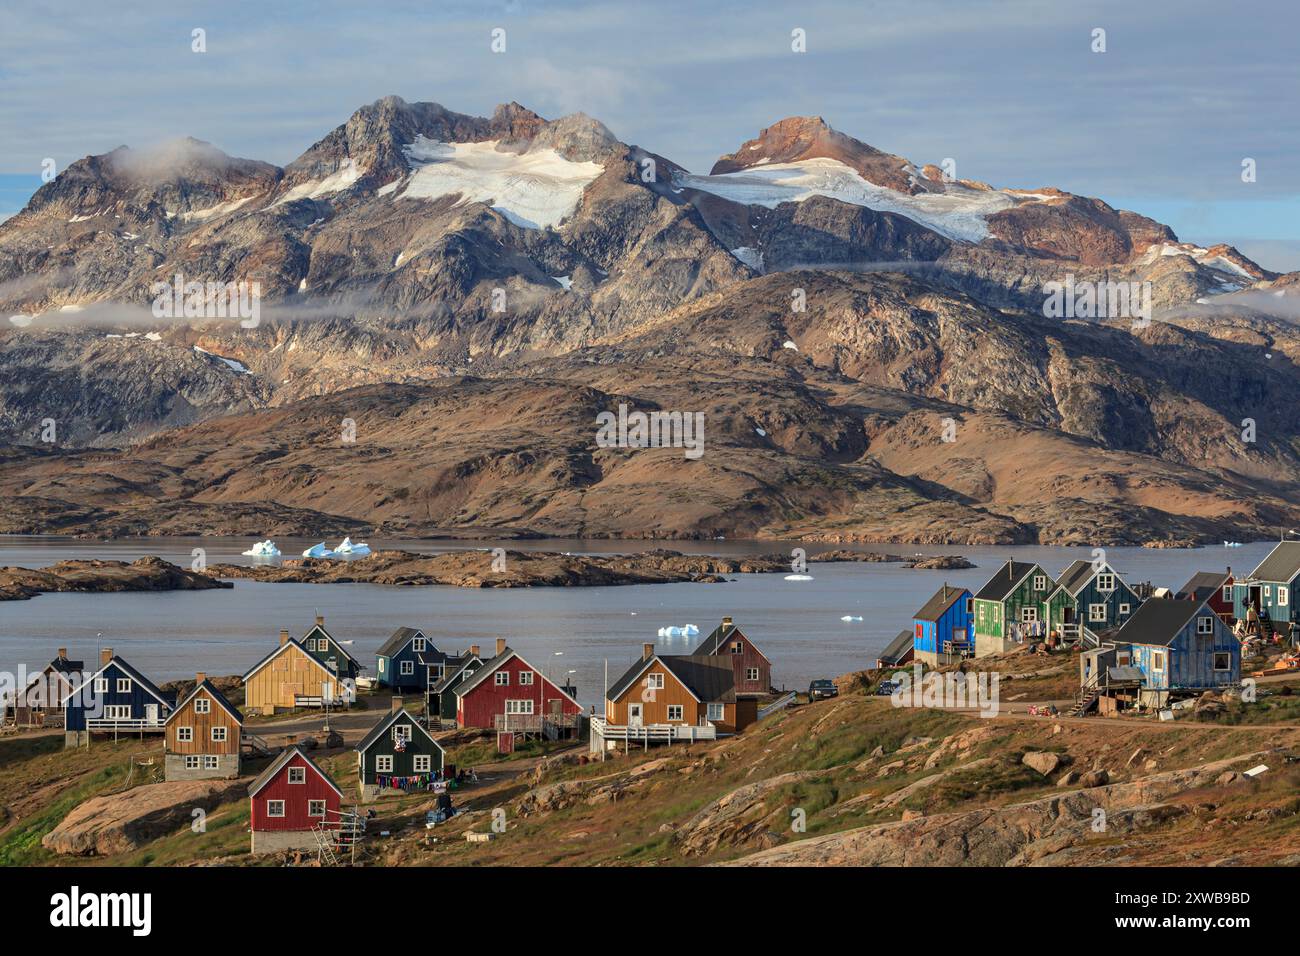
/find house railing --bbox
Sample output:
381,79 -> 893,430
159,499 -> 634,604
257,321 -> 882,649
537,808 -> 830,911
294,695 -> 343,708
492,713 -> 581,733
85,717 -> 167,731
758,692 -> 797,720
589,717 -> 717,743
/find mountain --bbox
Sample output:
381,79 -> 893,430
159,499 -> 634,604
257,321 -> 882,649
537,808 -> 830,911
1,99 -> 1297,543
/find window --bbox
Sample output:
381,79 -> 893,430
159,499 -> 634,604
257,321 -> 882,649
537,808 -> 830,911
505,699 -> 534,715
977,603 -> 985,623
965,598 -> 974,615
94,677 -> 108,693
288,767 -> 306,784
116,678 -> 132,693
400,660 -> 414,676
1264,585 -> 1271,598
1119,603 -> 1131,615
104,705 -> 131,719
730,642 -> 743,655
1281,587 -> 1290,607
177,726 -> 193,742
518,671 -> 534,686
308,800 -> 326,817
746,667 -> 760,682
412,638 -> 426,652
1117,652 -> 1131,666
203,755 -> 219,770
1197,616 -> 1214,635
266,800 -> 285,817
1088,603 -> 1107,623
1214,652 -> 1231,671
378,659 -> 386,673
376,755 -> 393,772
707,703 -> 725,721
1021,606 -> 1038,623
1096,573 -> 1115,592
194,698 -> 210,714
644,673 -> 665,690
211,726 -> 227,742
495,672 -> 510,686
666,705 -> 684,721
1033,575 -> 1046,591
414,755 -> 432,772
1152,651 -> 1166,671
184,755 -> 200,769
1222,584 -> 1233,603
392,724 -> 412,743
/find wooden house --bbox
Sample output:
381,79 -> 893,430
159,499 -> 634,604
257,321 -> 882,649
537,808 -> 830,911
1176,570 -> 1235,625
455,639 -> 582,735
164,673 -> 243,780
248,746 -> 343,854
1232,542 -> 1300,643
428,646 -> 482,724
1106,596 -> 1241,708
63,648 -> 174,747
242,629 -> 347,715
690,617 -> 772,696
355,702 -> 447,802
1044,559 -> 1142,642
876,630 -> 914,670
6,648 -> 83,728
972,561 -> 1056,657
300,615 -> 361,681
912,584 -> 973,665
603,644 -> 755,737
375,627 -> 451,693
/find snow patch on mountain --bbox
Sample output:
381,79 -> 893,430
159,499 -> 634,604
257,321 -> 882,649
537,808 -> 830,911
273,162 -> 363,207
389,136 -> 604,229
731,246 -> 763,271
182,196 -> 254,222
678,157 -> 1045,243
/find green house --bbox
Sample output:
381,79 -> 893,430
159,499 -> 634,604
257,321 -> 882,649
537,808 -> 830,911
428,651 -> 483,723
972,560 -> 1056,657
355,708 -> 446,802
1044,559 -> 1142,641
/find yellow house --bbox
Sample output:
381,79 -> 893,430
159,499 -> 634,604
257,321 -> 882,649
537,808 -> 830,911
242,630 -> 345,715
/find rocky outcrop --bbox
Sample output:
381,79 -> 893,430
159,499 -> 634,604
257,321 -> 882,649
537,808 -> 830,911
0,556 -> 233,601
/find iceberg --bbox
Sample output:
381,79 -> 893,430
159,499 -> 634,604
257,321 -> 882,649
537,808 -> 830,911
784,574 -> 814,581
840,615 -> 863,622
302,542 -> 335,559
656,624 -> 700,639
242,540 -> 281,558
334,537 -> 372,556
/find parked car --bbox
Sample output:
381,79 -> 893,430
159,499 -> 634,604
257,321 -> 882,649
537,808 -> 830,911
875,680 -> 900,697
808,679 -> 839,700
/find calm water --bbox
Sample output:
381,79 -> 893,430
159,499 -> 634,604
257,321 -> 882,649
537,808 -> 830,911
0,536 -> 1272,708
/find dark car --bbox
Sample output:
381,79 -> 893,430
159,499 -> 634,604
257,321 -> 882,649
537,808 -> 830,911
808,679 -> 839,700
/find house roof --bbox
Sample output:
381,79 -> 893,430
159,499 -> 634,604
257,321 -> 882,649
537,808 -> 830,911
454,648 -> 582,710
691,620 -> 772,665
1114,597 -> 1208,647
877,629 -> 914,666
247,746 -> 342,798
166,679 -> 242,727
62,655 -> 175,708
302,623 -> 359,666
1106,665 -> 1145,684
1051,560 -> 1096,598
355,708 -> 444,755
24,653 -> 84,693
376,626 -> 426,659
430,654 -> 481,694
1246,541 -> 1300,584
1175,570 -> 1231,603
607,654 -> 735,704
914,584 -> 969,622
242,637 -> 336,684
973,561 -> 1040,602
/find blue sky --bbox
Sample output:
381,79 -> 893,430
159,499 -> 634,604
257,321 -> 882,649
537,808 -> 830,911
2,0 -> 1297,269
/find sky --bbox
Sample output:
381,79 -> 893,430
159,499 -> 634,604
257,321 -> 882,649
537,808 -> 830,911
1,0 -> 1298,268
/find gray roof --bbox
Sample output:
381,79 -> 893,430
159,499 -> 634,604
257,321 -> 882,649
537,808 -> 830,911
877,629 -> 914,665
914,584 -> 968,622
1114,596 -> 1205,647
692,620 -> 739,656
974,561 -> 1042,602
377,626 -> 425,658
1107,665 -> 1146,683
453,647 -> 513,697
429,654 -> 481,694
1053,560 -> 1095,597
607,654 -> 735,703
1175,570 -> 1230,603
247,745 -> 342,798
1246,541 -> 1300,584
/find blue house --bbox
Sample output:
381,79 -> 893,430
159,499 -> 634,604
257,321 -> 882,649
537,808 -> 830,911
1232,541 -> 1300,645
63,648 -> 175,747
912,584 -> 973,665
375,627 -> 451,693
1108,597 -> 1241,708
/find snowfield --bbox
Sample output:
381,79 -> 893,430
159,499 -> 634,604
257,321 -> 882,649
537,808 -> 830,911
389,136 -> 604,229
677,157 -> 1047,243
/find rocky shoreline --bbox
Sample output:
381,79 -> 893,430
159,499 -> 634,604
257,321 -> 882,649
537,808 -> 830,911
0,556 -> 233,601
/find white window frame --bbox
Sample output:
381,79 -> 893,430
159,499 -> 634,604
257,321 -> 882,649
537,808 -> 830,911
308,799 -> 326,818
1264,585 -> 1271,598
104,705 -> 131,719
392,724 -> 412,743
378,658 -> 386,673
194,697 -> 210,714
184,755 -> 200,769
518,671 -> 534,686
746,667 -> 760,681
211,726 -> 227,742
1151,651 -> 1166,671
505,699 -> 534,715
400,660 -> 414,676
177,726 -> 193,742
666,704 -> 684,722
1222,584 -> 1233,603
116,678 -> 132,693
645,673 -> 665,690
414,754 -> 432,773
376,755 -> 393,773
730,642 -> 743,655
1119,603 -> 1131,615
1197,616 -> 1214,635
1088,603 -> 1107,623
1021,606 -> 1038,623
287,766 -> 306,784
1280,586 -> 1289,607
412,638 -> 426,652
1096,573 -> 1115,592
1033,575 -> 1047,592
706,703 -> 725,721
94,677 -> 108,693
203,755 -> 219,770
495,672 -> 510,686
266,800 -> 285,817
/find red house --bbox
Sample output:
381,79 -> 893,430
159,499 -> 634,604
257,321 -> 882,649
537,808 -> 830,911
247,746 -> 343,854
692,617 -> 772,697
455,639 -> 581,736
1176,570 -> 1236,625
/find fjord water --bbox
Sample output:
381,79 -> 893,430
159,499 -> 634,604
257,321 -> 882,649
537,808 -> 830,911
0,537 -> 1273,709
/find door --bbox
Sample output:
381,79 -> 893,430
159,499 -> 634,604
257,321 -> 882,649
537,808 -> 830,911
628,703 -> 643,727
1063,606 -> 1075,625
145,704 -> 158,725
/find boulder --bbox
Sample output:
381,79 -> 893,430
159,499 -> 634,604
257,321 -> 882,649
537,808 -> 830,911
1079,769 -> 1110,788
1056,770 -> 1080,787
1022,751 -> 1062,777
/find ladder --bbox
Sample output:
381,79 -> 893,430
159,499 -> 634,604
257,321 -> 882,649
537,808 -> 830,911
1071,673 -> 1100,717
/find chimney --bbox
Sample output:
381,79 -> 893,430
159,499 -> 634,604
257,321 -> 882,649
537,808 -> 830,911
100,648 -> 113,667
315,614 -> 324,626
195,672 -> 206,685
391,695 -> 404,713
722,616 -> 733,626
57,647 -> 67,660
469,644 -> 481,658
279,628 -> 290,646
643,642 -> 655,661
496,637 -> 506,656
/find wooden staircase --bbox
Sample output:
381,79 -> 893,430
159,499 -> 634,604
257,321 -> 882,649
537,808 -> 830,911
241,732 -> 272,756
1071,675 -> 1100,717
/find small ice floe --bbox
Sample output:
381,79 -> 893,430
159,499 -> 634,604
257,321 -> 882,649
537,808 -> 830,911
840,615 -> 863,622
242,540 -> 281,557
302,542 -> 335,559
784,574 -> 814,581
1223,541 -> 1243,548
657,624 -> 699,639
333,537 -> 371,556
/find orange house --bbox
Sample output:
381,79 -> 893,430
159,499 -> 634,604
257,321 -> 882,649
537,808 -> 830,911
604,644 -> 756,735
164,673 -> 243,780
